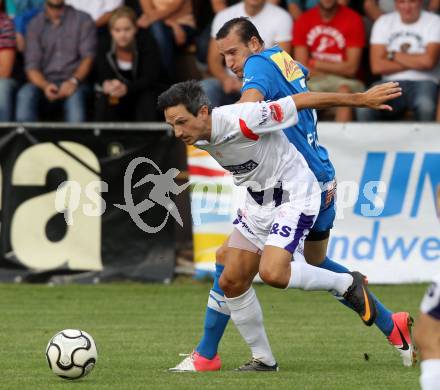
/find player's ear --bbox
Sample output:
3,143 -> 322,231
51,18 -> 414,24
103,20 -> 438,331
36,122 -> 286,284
249,36 -> 261,53
197,105 -> 210,119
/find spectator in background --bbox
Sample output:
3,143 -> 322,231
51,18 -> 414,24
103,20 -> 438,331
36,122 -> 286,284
293,0 -> 365,121
363,0 -> 439,22
15,0 -> 96,122
193,0 -> 228,65
357,0 -> 440,122
65,0 -> 122,29
94,6 -> 164,121
13,0 -> 44,52
286,0 -> 349,19
0,1 -> 16,121
203,0 -> 292,107
136,0 -> 196,78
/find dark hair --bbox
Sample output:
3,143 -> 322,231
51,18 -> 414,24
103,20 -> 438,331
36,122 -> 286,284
216,17 -> 264,46
157,80 -> 212,116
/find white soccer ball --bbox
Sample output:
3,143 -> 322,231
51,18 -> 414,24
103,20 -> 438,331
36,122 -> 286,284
45,329 -> 98,380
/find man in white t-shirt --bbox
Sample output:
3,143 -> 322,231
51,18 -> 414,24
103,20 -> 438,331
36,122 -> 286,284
357,0 -> 440,121
201,0 -> 292,107
159,79 -> 402,372
65,0 -> 122,27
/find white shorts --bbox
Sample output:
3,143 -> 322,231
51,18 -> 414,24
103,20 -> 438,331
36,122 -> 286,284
232,183 -> 321,254
420,273 -> 440,321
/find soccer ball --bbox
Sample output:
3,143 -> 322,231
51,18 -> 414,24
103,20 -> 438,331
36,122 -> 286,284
45,329 -> 98,380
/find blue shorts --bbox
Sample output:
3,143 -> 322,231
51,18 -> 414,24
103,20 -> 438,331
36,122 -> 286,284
307,180 -> 336,239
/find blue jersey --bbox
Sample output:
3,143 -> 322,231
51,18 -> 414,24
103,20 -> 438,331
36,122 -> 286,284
242,46 -> 335,184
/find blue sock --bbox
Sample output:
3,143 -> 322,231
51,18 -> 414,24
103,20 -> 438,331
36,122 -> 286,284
319,257 -> 394,336
195,264 -> 230,359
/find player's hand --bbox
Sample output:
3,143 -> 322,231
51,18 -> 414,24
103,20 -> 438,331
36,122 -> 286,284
362,82 -> 402,111
43,83 -> 59,101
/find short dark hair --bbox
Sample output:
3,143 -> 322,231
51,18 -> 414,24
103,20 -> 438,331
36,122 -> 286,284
216,17 -> 264,46
157,80 -> 212,116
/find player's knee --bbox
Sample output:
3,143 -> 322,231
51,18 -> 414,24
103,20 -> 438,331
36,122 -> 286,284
259,264 -> 288,289
215,245 -> 227,266
219,274 -> 247,297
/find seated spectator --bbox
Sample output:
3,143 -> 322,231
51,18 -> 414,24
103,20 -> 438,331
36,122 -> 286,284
293,0 -> 365,121
136,0 -> 197,78
15,0 -> 96,123
363,0 -> 439,22
65,0 -> 122,29
286,0 -> 349,19
357,0 -> 440,122
0,3 -> 16,121
203,0 -> 292,107
193,0 -> 281,64
193,0 -> 228,65
13,0 -> 44,52
94,6 -> 164,122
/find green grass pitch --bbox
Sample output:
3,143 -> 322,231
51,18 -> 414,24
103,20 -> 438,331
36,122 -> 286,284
0,280 -> 425,390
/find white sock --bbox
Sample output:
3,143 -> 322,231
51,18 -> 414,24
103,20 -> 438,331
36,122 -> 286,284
225,287 -> 276,366
288,262 -> 353,296
420,359 -> 440,390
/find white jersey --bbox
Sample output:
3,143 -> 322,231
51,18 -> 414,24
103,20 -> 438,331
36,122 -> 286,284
196,96 -> 318,193
196,97 -> 321,253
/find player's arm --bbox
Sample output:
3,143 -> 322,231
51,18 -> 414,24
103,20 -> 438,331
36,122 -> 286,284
240,88 -> 264,103
292,81 -> 402,111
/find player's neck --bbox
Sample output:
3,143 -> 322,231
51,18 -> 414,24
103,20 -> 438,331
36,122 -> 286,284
318,4 -> 339,22
244,2 -> 264,17
204,119 -> 213,142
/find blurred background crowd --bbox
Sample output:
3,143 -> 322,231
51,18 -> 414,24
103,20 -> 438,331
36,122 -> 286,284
0,0 -> 439,124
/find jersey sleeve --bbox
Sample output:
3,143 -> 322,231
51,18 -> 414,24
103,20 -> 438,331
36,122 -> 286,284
241,55 -> 276,98
237,97 -> 299,136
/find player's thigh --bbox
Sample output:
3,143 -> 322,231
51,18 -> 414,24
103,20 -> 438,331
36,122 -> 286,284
304,238 -> 329,266
414,313 -> 440,360
215,237 -> 229,266
219,247 -> 260,297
